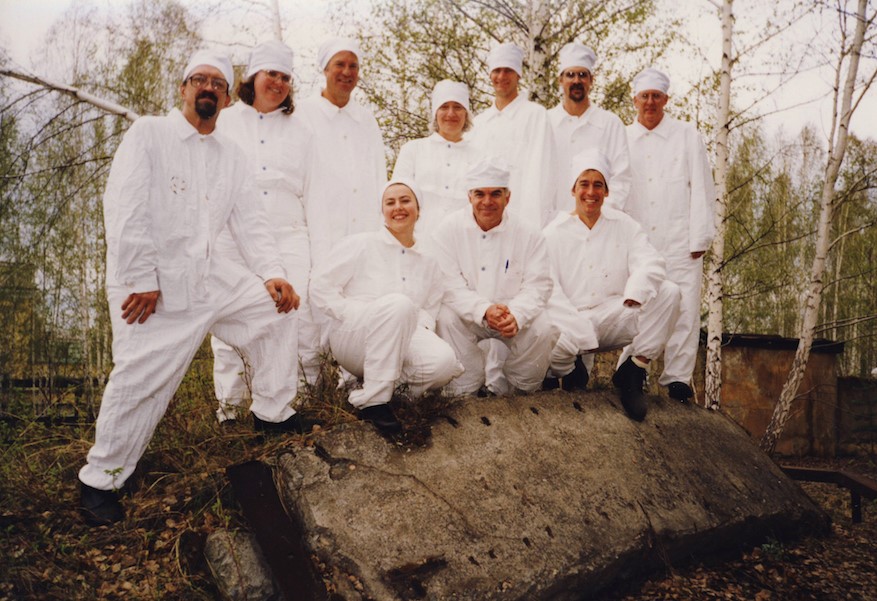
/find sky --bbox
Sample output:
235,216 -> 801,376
1,0 -> 875,143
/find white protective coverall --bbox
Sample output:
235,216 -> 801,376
544,209 -> 681,376
432,208 -> 558,395
295,94 -> 387,265
309,228 -> 463,408
392,133 -> 481,235
626,116 -> 715,386
548,104 -> 632,214
470,95 -> 558,227
210,102 -> 319,418
80,109 -> 296,491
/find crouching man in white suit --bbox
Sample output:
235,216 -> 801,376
543,149 -> 680,420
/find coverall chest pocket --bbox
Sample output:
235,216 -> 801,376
161,172 -> 195,241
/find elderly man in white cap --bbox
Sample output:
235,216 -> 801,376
392,80 -> 481,235
78,50 -> 305,527
543,148 -> 680,421
625,67 -> 716,404
296,37 -> 386,266
470,43 -> 558,227
433,159 -> 558,396
209,40 -> 321,420
548,43 -> 632,215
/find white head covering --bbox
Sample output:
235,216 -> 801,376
464,158 -> 511,190
558,43 -> 597,74
382,179 -> 423,209
570,148 -> 612,188
183,50 -> 234,89
430,80 -> 470,117
633,67 -> 670,95
487,43 -> 524,77
318,37 -> 362,70
245,40 -> 294,80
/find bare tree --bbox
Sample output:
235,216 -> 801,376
761,0 -> 876,453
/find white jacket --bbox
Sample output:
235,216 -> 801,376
309,228 -> 444,331
392,133 -> 481,234
626,116 -> 716,257
548,103 -> 632,213
296,94 -> 387,265
431,208 -> 552,330
102,108 -> 284,313
470,94 -> 558,227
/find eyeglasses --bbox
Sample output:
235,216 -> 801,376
263,70 -> 292,84
637,91 -> 666,101
562,70 -> 591,81
186,74 -> 228,92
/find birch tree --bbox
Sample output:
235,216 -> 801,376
761,0 -> 877,453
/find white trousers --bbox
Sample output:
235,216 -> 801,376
550,280 -> 681,376
438,307 -> 559,395
659,254 -> 703,386
212,230 -> 321,421
80,272 -> 297,491
328,294 -> 463,409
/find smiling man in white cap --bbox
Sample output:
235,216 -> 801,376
392,80 -> 481,235
625,67 -> 716,405
548,42 -> 632,215
78,50 -> 304,527
432,159 -> 558,397
469,43 -> 558,228
543,148 -> 680,421
296,37 -> 386,265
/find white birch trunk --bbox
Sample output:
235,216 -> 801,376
761,0 -> 870,453
525,0 -> 551,103
704,0 -> 734,410
270,0 -> 283,41
0,69 -> 139,122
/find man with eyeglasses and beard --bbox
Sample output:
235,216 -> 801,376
78,50 -> 303,527
548,43 -> 632,217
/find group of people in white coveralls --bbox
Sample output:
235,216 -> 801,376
78,36 -> 715,526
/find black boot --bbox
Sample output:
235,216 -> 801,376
360,403 -> 403,437
612,357 -> 648,421
253,412 -> 319,435
560,356 -> 590,392
80,482 -> 124,527
667,381 -> 694,404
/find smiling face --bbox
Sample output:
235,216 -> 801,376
323,50 -> 360,107
572,169 -> 608,227
252,70 -> 292,113
382,183 -> 419,235
633,89 -> 668,130
435,101 -> 467,141
468,187 -> 510,231
490,67 -> 519,101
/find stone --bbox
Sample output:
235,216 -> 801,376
272,391 -> 828,600
205,529 -> 278,601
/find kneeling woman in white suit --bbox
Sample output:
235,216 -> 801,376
310,180 -> 463,435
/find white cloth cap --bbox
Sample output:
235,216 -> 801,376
558,43 -> 596,73
183,50 -> 234,89
318,37 -> 362,70
570,148 -> 612,187
487,43 -> 524,76
245,40 -> 294,80
382,179 -> 423,209
430,80 -> 470,117
464,159 -> 511,190
633,67 -> 670,95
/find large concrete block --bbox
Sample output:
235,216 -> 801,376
274,391 -> 827,600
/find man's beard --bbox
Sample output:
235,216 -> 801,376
568,85 -> 586,102
195,92 -> 218,118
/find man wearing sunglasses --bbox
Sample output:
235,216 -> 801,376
548,43 -> 632,218
78,50 -> 302,527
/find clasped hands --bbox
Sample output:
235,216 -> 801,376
484,303 -> 519,338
